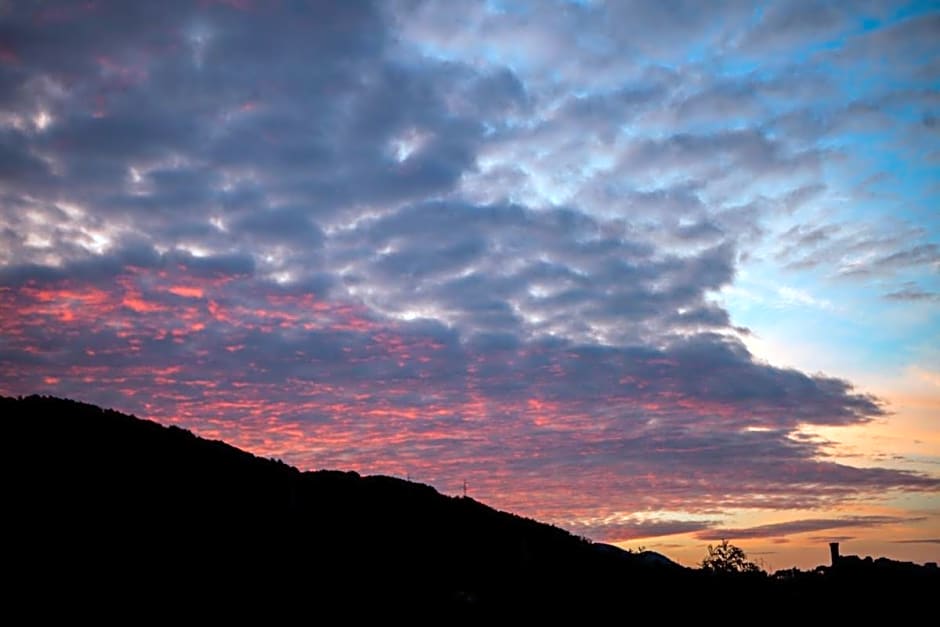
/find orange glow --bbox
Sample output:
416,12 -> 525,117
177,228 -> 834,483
122,294 -> 165,313
167,285 -> 204,298
1,267 -> 936,571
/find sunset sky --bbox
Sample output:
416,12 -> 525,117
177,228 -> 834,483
1,0 -> 938,569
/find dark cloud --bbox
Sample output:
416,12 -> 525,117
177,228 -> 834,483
884,282 -> 939,302
870,243 -> 940,273
230,206 -> 325,244
0,0 -> 514,251
696,516 -> 921,541
808,535 -> 856,543
327,201 -> 737,342
618,130 -> 824,187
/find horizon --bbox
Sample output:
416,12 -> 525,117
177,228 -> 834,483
0,0 -> 937,571
6,392 -> 925,573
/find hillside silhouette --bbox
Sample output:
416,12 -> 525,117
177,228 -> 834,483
4,395 -> 936,618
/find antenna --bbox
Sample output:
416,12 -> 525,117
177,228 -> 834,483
462,479 -> 467,498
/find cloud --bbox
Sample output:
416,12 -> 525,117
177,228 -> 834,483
776,222 -> 940,280
827,11 -> 940,72
3,253 -> 935,529
571,518 -> 715,542
736,1 -> 854,54
884,282 -> 939,302
808,535 -> 855,543
328,201 -> 739,343
0,0 -> 937,542
696,516 -> 922,541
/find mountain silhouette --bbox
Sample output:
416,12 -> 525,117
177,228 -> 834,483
4,395 -> 681,616
4,395 -> 936,619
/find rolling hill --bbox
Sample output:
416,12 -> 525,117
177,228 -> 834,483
3,394 -> 935,618
3,395 -> 681,616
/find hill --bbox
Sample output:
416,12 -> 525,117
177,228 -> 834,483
3,395 -> 936,618
3,395 -> 681,616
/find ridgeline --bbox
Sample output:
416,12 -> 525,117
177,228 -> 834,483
3,395 -> 935,618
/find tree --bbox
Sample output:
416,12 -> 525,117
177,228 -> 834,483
701,539 -> 761,574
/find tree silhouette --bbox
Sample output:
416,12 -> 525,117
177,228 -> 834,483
701,539 -> 761,574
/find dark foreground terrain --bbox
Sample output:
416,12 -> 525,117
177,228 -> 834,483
3,395 -> 936,619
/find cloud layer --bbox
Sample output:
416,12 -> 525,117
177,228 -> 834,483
1,0 -> 937,542
696,515 -> 922,542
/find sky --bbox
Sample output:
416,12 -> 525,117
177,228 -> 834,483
0,0 -> 938,569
